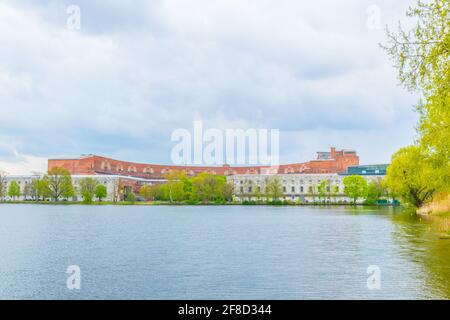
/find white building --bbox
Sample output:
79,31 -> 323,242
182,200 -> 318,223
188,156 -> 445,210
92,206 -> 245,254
227,173 -> 384,203
0,174 -> 160,201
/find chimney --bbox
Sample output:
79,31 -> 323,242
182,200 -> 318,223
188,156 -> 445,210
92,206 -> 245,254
330,147 -> 336,159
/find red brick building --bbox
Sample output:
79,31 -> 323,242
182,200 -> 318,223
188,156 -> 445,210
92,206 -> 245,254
48,147 -> 359,178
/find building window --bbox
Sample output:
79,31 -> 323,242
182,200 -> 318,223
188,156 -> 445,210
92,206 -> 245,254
143,167 -> 154,174
291,186 -> 295,192
300,186 -> 304,193
248,187 -> 252,193
240,187 -> 244,193
283,186 -> 286,193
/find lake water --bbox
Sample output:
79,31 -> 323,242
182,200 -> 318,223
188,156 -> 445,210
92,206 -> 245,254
0,204 -> 449,299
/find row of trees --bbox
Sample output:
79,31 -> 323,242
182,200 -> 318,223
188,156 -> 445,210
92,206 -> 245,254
239,175 -> 389,205
139,170 -> 389,205
0,168 -> 109,203
140,171 -> 234,204
342,176 -> 390,205
383,0 -> 449,208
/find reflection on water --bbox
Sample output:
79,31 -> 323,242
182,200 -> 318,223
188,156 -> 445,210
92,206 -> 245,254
390,212 -> 450,299
0,204 -> 448,299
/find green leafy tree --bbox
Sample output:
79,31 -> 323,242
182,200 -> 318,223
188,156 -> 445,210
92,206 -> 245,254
383,0 -> 449,94
140,184 -> 152,200
8,181 -> 21,200
385,146 -> 437,207
33,178 -> 51,201
140,184 -> 164,201
317,180 -> 328,203
420,91 -> 450,192
45,167 -> 74,201
265,176 -> 283,201
331,185 -> 340,202
125,191 -> 136,203
78,177 -> 98,204
253,186 -> 263,203
383,0 -> 450,205
222,182 -> 235,202
191,173 -> 226,203
365,181 -> 383,205
163,170 -> 187,203
94,184 -> 108,202
159,182 -> 186,202
343,175 -> 368,204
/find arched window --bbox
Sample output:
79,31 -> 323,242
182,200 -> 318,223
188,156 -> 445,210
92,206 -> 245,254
143,167 -> 154,174
101,161 -> 111,171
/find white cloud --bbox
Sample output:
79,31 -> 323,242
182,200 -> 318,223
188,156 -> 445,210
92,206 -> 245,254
0,154 -> 47,175
0,0 -> 420,172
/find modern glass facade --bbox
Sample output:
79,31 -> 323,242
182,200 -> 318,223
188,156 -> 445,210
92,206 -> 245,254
345,164 -> 389,175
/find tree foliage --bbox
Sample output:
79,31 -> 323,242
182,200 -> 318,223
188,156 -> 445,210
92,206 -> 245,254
140,184 -> 163,201
317,180 -> 329,202
33,178 -> 51,201
7,181 -> 21,200
343,175 -> 368,204
383,0 -> 449,93
139,173 -> 234,204
78,177 -> 99,203
44,167 -> 74,201
365,179 -> 386,205
385,146 -> 437,207
265,176 -> 283,201
163,170 -> 188,203
125,191 -> 136,203
191,173 -> 226,203
94,184 -> 108,202
383,0 -> 450,207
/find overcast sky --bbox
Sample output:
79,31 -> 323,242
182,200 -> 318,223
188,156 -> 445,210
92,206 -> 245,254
0,0 -> 420,174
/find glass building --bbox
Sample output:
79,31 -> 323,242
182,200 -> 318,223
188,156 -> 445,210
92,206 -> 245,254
345,164 -> 389,175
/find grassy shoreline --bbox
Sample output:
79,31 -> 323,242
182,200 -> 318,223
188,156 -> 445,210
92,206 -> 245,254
0,200 -> 400,207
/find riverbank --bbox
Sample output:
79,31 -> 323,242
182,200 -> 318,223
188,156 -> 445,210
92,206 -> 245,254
416,193 -> 450,217
0,200 -> 400,207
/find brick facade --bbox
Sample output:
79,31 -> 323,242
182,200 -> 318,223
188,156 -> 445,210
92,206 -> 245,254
48,147 -> 359,178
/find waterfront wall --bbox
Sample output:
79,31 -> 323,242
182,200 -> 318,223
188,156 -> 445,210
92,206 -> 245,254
47,147 -> 359,179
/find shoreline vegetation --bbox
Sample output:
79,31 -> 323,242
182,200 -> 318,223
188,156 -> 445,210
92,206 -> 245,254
0,169 -> 400,208
382,0 -> 449,216
0,200 -> 401,207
